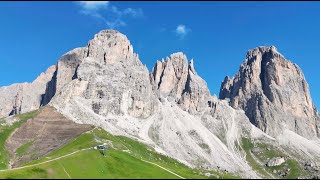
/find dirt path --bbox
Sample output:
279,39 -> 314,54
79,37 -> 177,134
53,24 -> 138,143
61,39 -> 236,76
60,163 -> 72,179
140,159 -> 186,179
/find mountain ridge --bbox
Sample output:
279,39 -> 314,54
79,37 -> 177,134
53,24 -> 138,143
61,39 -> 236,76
1,29 -> 320,178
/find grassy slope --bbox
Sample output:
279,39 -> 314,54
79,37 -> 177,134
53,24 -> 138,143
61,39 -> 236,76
241,137 -> 272,178
0,110 -> 40,170
0,128 -> 240,179
255,142 -> 301,179
0,150 -> 179,179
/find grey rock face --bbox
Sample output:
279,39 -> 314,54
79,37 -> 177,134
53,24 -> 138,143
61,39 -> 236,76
0,66 -> 56,118
150,53 -> 189,99
178,59 -> 211,114
51,30 -> 158,119
0,46 -> 86,118
150,53 -> 210,114
56,47 -> 85,92
267,157 -> 285,167
41,47 -> 86,106
220,46 -> 319,139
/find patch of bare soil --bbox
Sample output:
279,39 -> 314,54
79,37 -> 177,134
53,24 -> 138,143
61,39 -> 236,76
5,106 -> 94,167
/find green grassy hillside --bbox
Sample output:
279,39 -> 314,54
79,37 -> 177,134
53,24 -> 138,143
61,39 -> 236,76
0,126 -> 240,179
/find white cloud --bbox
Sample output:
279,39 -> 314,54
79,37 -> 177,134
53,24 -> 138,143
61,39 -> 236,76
75,1 -> 143,29
110,6 -> 143,18
123,8 -> 143,18
176,24 -> 186,34
78,1 -> 109,10
175,24 -> 191,39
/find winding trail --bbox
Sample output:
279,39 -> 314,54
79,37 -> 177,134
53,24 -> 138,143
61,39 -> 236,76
140,159 -> 186,179
59,162 -> 72,179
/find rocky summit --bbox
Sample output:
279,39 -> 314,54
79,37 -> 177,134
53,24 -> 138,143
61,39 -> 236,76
150,52 -> 210,115
219,46 -> 320,139
1,30 -> 320,179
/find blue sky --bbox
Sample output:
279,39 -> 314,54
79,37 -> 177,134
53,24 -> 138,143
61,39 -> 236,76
0,1 -> 319,109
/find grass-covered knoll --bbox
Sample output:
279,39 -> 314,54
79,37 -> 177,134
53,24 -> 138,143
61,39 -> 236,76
241,137 -> 301,179
0,110 -> 40,170
2,128 -> 240,179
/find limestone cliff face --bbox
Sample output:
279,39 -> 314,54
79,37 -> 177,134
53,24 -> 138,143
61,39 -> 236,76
0,66 -> 56,118
219,46 -> 320,139
150,53 -> 210,114
0,44 -> 86,118
41,47 -> 85,106
50,30 -> 157,119
150,53 -> 189,99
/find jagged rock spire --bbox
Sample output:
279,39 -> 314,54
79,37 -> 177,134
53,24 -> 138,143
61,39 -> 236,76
150,52 -> 210,114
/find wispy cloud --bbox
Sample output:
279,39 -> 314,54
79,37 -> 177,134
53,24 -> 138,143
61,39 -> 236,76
76,1 -> 143,29
123,8 -> 143,18
175,24 -> 191,39
78,1 -> 109,11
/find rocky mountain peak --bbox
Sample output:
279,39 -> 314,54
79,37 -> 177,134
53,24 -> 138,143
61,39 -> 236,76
168,52 -> 187,61
150,52 -> 189,98
246,45 -> 278,58
49,29 -> 157,120
151,52 -> 210,114
220,45 -> 320,139
84,29 -> 141,65
32,65 -> 56,85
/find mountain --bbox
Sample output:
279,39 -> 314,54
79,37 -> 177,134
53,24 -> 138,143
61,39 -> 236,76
47,30 -> 257,177
219,46 -> 320,139
150,52 -> 210,115
0,30 -> 320,179
0,66 -> 55,118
